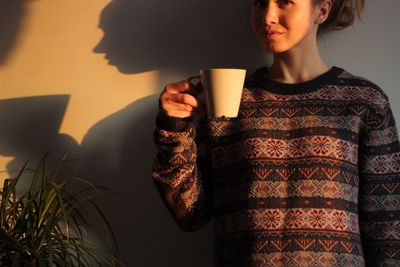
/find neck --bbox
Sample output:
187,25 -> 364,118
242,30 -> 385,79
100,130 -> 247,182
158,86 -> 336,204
268,36 -> 330,83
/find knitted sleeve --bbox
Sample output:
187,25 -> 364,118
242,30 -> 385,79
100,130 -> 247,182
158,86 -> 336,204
358,95 -> 400,266
151,108 -> 213,232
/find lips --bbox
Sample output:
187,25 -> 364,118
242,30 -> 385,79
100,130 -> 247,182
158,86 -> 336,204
264,30 -> 282,40
267,30 -> 281,35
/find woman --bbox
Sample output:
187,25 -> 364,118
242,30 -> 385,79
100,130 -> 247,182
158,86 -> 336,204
152,0 -> 400,266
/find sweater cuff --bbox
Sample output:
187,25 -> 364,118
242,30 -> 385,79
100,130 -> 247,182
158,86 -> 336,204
156,108 -> 194,132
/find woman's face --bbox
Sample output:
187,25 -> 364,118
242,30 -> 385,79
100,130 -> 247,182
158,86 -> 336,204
250,0 -> 321,54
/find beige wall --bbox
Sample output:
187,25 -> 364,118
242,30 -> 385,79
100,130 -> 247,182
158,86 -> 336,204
0,0 -> 399,266
0,0 -> 158,146
0,1 -> 161,265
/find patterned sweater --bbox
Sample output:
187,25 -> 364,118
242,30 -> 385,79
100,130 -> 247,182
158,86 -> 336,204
152,66 -> 400,267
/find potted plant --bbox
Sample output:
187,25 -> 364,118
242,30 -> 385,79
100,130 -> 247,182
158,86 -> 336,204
0,153 -> 123,266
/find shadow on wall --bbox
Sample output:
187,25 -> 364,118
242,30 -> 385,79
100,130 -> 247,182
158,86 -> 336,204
0,95 -> 81,188
0,95 -> 213,266
90,1 -> 269,266
78,95 -> 215,267
0,0 -> 270,266
93,0 -> 268,75
0,0 -> 25,64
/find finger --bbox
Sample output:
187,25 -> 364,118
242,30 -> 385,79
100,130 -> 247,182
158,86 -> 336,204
161,88 -> 206,114
165,81 -> 191,94
165,109 -> 206,118
164,99 -> 194,112
167,93 -> 202,109
162,96 -> 206,115
165,78 -> 203,96
161,93 -> 195,112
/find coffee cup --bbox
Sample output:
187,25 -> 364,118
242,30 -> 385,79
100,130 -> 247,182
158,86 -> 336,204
196,68 -> 246,118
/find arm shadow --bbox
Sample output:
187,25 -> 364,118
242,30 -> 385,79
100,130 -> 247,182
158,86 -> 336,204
79,94 -> 214,266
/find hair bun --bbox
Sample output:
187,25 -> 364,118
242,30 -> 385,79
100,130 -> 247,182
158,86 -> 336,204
318,0 -> 365,35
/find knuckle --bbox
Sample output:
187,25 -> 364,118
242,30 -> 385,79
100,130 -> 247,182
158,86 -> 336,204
175,93 -> 184,103
181,93 -> 190,103
159,94 -> 169,104
182,93 -> 195,104
165,81 -> 189,93
164,84 -> 175,92
179,81 -> 190,90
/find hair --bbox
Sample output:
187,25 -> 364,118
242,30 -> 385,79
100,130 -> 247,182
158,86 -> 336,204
314,0 -> 365,36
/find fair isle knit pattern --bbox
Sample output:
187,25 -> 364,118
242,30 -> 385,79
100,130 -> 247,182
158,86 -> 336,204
152,66 -> 400,267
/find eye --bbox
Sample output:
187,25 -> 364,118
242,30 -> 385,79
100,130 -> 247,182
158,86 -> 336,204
253,0 -> 292,9
253,0 -> 267,8
276,0 -> 292,7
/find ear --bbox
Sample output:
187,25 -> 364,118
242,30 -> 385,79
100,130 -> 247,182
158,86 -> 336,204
315,0 -> 333,24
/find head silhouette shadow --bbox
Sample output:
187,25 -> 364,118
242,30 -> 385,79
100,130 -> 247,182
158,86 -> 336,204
93,0 -> 268,75
0,0 -> 25,65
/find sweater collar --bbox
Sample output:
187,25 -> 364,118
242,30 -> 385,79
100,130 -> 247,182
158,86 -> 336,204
252,65 -> 344,95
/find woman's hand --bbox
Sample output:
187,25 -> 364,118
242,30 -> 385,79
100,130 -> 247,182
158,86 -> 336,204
159,78 -> 206,118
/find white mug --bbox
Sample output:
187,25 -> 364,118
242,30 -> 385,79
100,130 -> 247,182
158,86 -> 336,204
198,68 -> 246,118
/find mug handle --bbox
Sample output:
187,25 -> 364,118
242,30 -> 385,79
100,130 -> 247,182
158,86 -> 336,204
187,75 -> 201,84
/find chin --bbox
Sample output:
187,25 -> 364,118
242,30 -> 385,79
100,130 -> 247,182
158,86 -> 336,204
261,44 -> 288,54
256,39 -> 286,54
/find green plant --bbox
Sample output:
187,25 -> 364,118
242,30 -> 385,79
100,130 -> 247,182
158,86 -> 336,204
0,154 -> 122,266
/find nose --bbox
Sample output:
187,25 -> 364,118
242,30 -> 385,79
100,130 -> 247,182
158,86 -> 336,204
93,37 -> 105,54
264,2 -> 279,26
